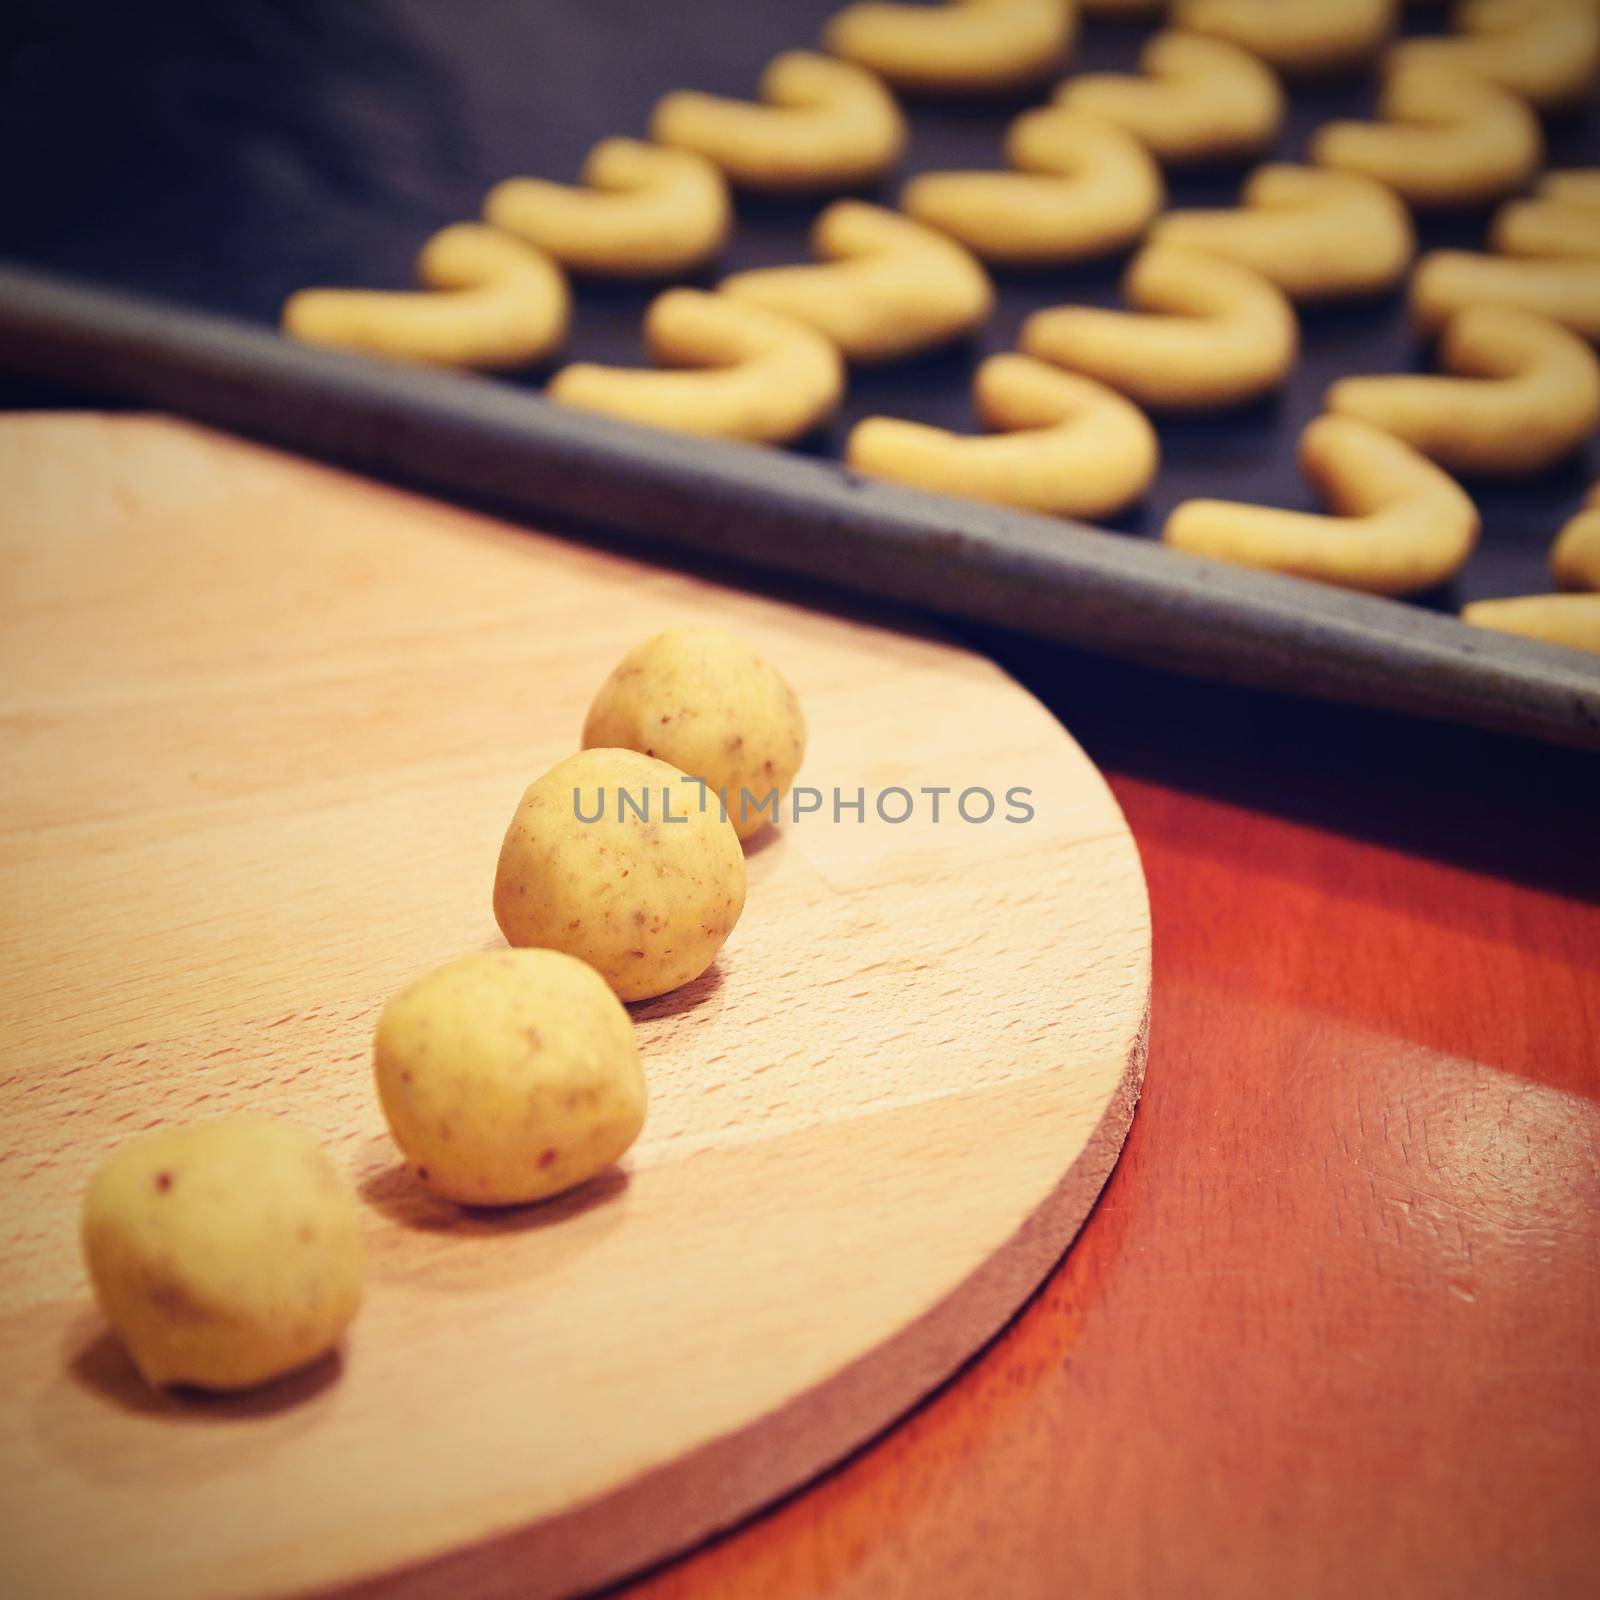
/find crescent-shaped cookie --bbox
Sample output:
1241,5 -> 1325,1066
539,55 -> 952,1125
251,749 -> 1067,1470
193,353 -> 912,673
1172,0 -> 1396,75
1326,306 -> 1600,475
1460,594 -> 1600,652
900,107 -> 1163,264
846,352 -> 1158,517
1552,489 -> 1600,590
547,290 -> 845,444
720,202 -> 993,362
1310,64 -> 1542,208
483,140 -> 731,277
281,224 -> 570,370
1054,30 -> 1285,165
1491,174 -> 1600,260
1164,414 -> 1479,594
1388,0 -> 1600,113
1412,251 -> 1600,341
1151,164 -> 1414,302
1021,243 -> 1298,409
650,51 -> 906,192
822,0 -> 1077,93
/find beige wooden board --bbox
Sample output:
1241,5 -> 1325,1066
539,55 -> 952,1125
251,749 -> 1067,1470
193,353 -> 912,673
0,414 -> 1150,1600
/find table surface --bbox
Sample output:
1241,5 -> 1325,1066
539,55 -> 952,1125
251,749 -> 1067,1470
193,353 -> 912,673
602,633 -> 1599,1600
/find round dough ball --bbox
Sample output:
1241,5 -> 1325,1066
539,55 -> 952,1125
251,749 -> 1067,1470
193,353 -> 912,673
582,625 -> 806,840
494,747 -> 746,1001
80,1117 -> 364,1392
374,948 -> 647,1206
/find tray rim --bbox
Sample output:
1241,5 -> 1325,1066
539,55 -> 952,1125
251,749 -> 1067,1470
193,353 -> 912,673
1,260 -> 1596,752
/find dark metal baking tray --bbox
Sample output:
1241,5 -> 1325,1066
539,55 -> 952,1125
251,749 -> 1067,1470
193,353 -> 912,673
2,0 -> 1598,747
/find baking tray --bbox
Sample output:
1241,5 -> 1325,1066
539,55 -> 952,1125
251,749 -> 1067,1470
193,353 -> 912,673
2,0 -> 1598,748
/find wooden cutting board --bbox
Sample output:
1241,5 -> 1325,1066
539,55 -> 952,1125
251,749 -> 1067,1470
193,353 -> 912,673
0,415 -> 1150,1600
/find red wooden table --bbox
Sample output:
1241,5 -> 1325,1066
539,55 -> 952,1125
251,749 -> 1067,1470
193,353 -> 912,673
617,649 -> 1600,1599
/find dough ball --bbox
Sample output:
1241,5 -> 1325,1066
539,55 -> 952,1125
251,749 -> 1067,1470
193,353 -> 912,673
374,948 -> 646,1206
80,1117 -> 364,1392
493,747 -> 746,1000
582,625 -> 806,840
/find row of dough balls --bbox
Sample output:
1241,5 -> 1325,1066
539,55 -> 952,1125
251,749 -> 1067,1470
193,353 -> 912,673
82,626 -> 807,1392
278,8 -> 1600,649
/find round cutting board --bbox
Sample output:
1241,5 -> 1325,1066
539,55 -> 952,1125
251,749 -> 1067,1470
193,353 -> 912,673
0,415 -> 1150,1600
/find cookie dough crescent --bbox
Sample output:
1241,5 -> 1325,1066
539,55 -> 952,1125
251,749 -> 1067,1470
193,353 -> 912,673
1310,65 -> 1542,208
1326,307 -> 1600,475
1022,244 -> 1298,410
282,224 -> 570,370
1054,30 -> 1285,166
720,202 -> 993,362
1163,414 -> 1479,594
1151,164 -> 1414,302
1388,0 -> 1600,113
1552,494 -> 1600,591
484,140 -> 732,277
1460,594 -> 1600,653
1412,252 -> 1600,342
1172,0 -> 1396,75
901,107 -> 1163,265
650,51 -> 906,192
846,353 -> 1159,518
1491,174 -> 1600,261
547,290 -> 845,445
823,0 -> 1077,93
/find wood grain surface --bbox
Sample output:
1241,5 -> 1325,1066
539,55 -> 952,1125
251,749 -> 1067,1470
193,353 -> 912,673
608,664 -> 1600,1599
0,415 -> 1150,1599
